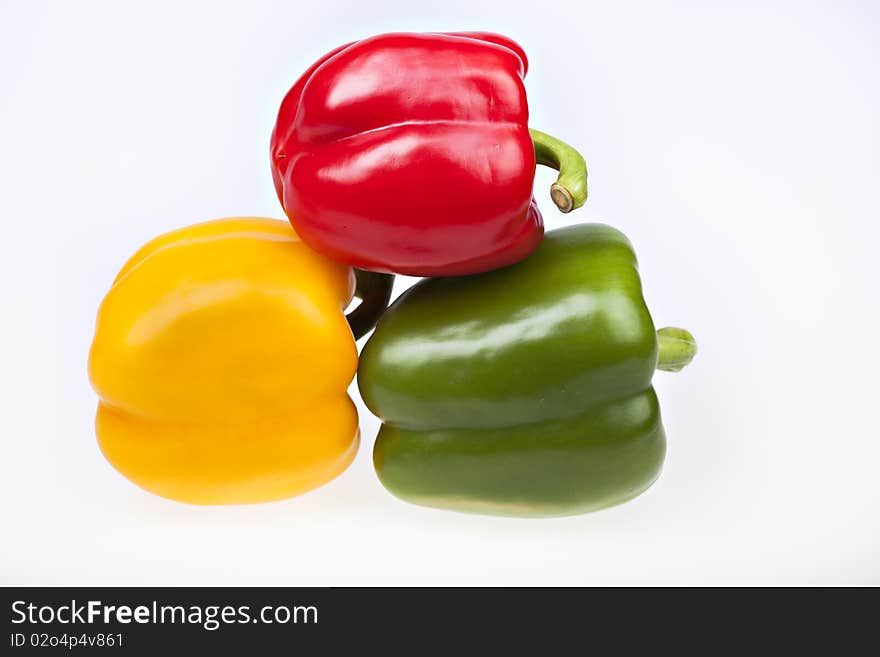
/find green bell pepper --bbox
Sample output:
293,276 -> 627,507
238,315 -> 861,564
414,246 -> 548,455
358,224 -> 696,517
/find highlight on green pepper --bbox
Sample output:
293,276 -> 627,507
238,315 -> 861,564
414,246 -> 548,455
357,224 -> 697,517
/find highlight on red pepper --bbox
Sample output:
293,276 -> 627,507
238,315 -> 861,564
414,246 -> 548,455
270,32 -> 589,277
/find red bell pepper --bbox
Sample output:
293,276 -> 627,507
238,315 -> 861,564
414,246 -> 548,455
270,32 -> 588,277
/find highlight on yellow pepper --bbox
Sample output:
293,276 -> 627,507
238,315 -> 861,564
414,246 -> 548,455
88,218 -> 393,504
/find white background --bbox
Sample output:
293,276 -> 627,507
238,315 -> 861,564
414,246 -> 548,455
2,0 -> 878,585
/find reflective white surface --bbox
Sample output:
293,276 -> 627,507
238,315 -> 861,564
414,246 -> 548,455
2,0 -> 878,584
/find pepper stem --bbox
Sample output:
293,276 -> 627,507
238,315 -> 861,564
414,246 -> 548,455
346,270 -> 395,340
656,327 -> 697,372
529,128 -> 588,213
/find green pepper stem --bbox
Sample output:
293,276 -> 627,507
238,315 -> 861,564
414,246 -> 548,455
346,270 -> 395,340
656,327 -> 697,372
529,128 -> 588,213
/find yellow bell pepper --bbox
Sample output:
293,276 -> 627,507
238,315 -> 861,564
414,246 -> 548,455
88,218 -> 393,505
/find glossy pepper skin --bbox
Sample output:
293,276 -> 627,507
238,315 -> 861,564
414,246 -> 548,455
88,218 -> 392,505
358,224 -> 696,517
270,32 -> 588,277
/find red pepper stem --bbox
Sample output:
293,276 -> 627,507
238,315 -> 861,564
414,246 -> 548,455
347,270 -> 395,340
656,327 -> 697,372
530,128 -> 588,213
